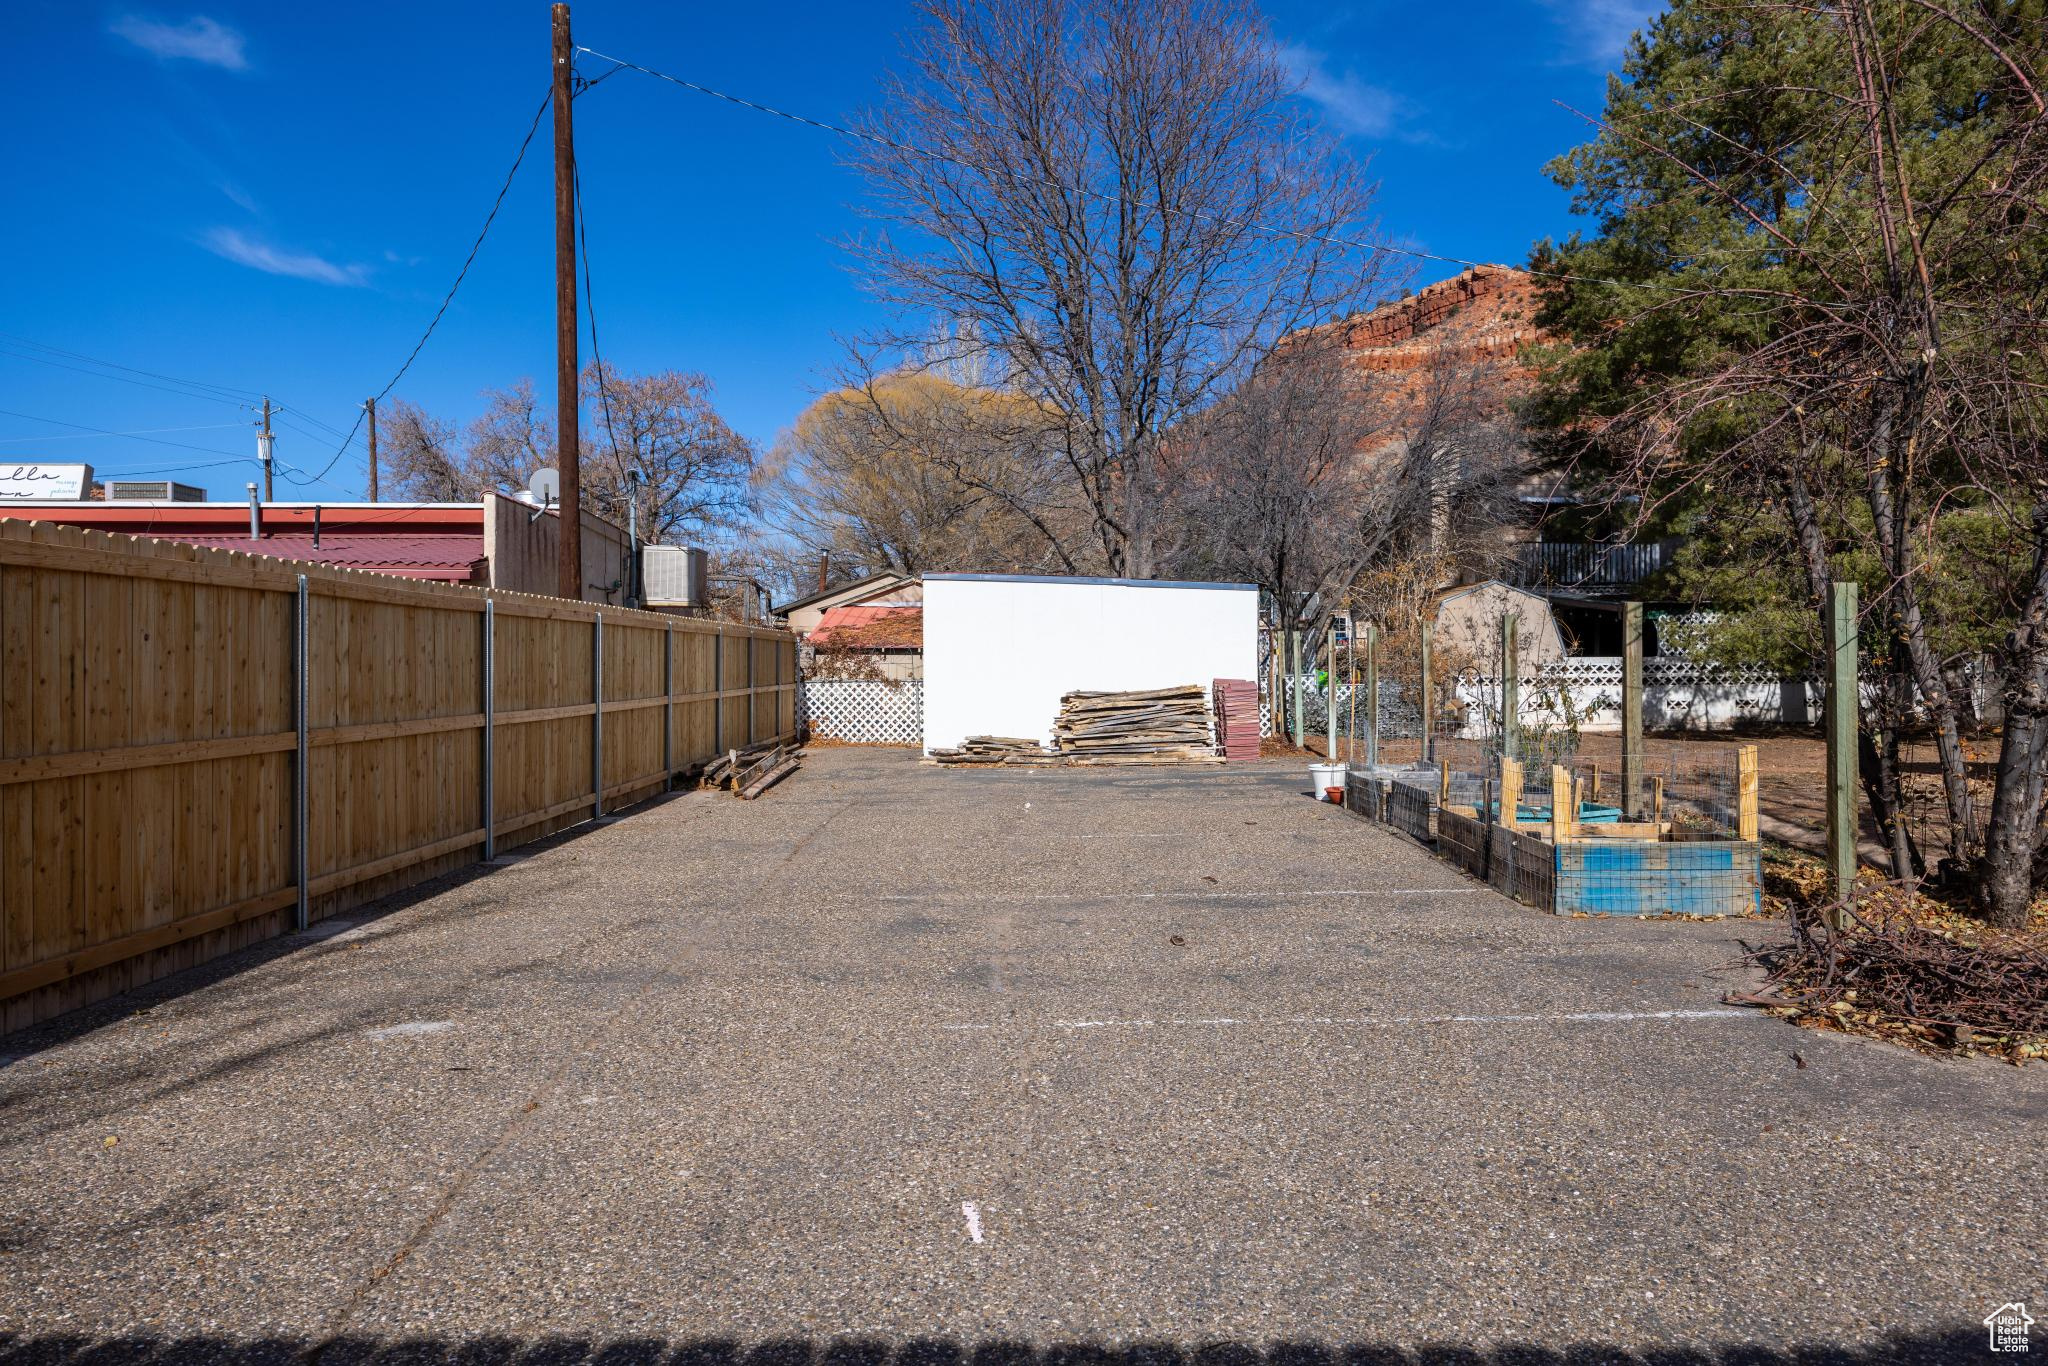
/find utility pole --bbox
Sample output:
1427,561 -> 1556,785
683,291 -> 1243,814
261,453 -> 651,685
257,397 -> 275,502
552,2 -> 582,602
364,398 -> 379,502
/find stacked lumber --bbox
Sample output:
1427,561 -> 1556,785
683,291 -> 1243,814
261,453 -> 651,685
928,736 -> 1060,766
1053,686 -> 1221,764
1211,678 -> 1260,762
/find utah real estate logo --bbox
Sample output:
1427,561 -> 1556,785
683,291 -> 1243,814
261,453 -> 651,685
1986,1303 -> 2034,1353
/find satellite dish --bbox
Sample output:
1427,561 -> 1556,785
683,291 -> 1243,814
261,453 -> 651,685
528,467 -> 560,505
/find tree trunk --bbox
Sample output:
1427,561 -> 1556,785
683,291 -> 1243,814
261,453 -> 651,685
1975,507 -> 2048,927
1865,451 -> 1976,868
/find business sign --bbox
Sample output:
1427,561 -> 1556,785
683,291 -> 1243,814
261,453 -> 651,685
0,463 -> 92,501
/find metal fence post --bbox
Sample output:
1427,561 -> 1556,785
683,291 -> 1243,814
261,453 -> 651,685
1622,601 -> 1644,820
663,620 -> 675,792
1325,624 -> 1337,761
1289,630 -> 1304,749
1365,622 -> 1380,768
592,613 -> 604,819
482,599 -> 496,861
1825,581 -> 1859,922
294,574 -> 309,931
1419,619 -> 1434,765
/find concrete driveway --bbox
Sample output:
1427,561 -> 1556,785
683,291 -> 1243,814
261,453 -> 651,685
0,747 -> 2039,1364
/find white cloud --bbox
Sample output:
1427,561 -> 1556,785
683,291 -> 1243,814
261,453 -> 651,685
200,228 -> 367,287
1538,0 -> 1663,66
109,14 -> 248,70
1278,42 -> 1407,141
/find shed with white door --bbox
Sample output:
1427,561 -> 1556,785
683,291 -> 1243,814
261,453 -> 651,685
921,573 -> 1260,754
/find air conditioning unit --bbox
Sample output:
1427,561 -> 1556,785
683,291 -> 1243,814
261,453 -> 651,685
641,545 -> 709,608
106,480 -> 206,502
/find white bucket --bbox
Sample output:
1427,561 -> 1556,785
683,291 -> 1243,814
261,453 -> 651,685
1308,762 -> 1347,799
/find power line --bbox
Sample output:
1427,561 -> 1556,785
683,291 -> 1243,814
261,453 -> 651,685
0,407 -> 257,462
575,44 -> 1824,306
0,409 -> 388,499
0,422 -> 246,446
0,346 -> 261,411
275,412 -> 357,453
0,339 -> 362,464
0,332 -> 265,403
82,458 -> 254,479
292,88 -> 554,489
274,407 -> 355,443
572,153 -> 625,468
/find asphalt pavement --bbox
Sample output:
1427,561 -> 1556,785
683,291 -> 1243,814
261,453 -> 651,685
0,747 -> 2039,1364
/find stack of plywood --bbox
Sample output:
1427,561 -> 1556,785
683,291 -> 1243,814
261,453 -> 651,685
928,736 -> 1060,766
1211,678 -> 1260,761
1053,686 -> 1220,764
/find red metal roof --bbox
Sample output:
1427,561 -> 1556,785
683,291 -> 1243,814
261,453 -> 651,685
0,502 -> 487,535
173,533 -> 488,582
0,503 -> 493,581
808,604 -> 923,649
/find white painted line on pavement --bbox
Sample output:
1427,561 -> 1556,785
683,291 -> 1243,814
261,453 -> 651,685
880,887 -> 1482,904
364,1020 -> 455,1040
938,1008 -> 1751,1033
962,1201 -> 985,1244
1044,832 -> 1193,839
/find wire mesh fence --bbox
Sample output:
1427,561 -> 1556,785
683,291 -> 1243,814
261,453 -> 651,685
1420,736 -> 1751,838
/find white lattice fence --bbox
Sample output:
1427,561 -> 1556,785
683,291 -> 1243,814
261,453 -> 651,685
801,677 -> 924,745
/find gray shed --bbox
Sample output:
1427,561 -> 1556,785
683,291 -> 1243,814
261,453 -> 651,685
1430,580 -> 1566,671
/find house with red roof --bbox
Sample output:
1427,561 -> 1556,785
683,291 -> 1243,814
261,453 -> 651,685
0,491 -> 642,605
775,571 -> 923,680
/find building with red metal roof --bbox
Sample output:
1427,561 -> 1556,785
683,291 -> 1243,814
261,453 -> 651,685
0,493 -> 639,603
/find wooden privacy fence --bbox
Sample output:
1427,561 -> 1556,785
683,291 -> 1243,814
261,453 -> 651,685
0,519 -> 796,1034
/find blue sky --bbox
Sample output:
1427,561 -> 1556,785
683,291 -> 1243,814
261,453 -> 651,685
0,1 -> 1657,501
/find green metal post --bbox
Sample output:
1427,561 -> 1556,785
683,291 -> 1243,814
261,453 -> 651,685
1622,601 -> 1644,820
1826,581 -> 1859,922
1419,619 -> 1435,764
1365,622 -> 1380,768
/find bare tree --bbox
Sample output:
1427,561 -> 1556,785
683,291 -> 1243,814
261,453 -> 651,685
377,399 -> 471,502
465,379 -> 554,496
1170,332 -> 1523,651
849,0 -> 1387,579
581,362 -> 757,543
764,372 -> 1086,577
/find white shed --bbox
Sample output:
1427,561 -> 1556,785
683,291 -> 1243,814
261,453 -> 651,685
921,573 -> 1260,754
